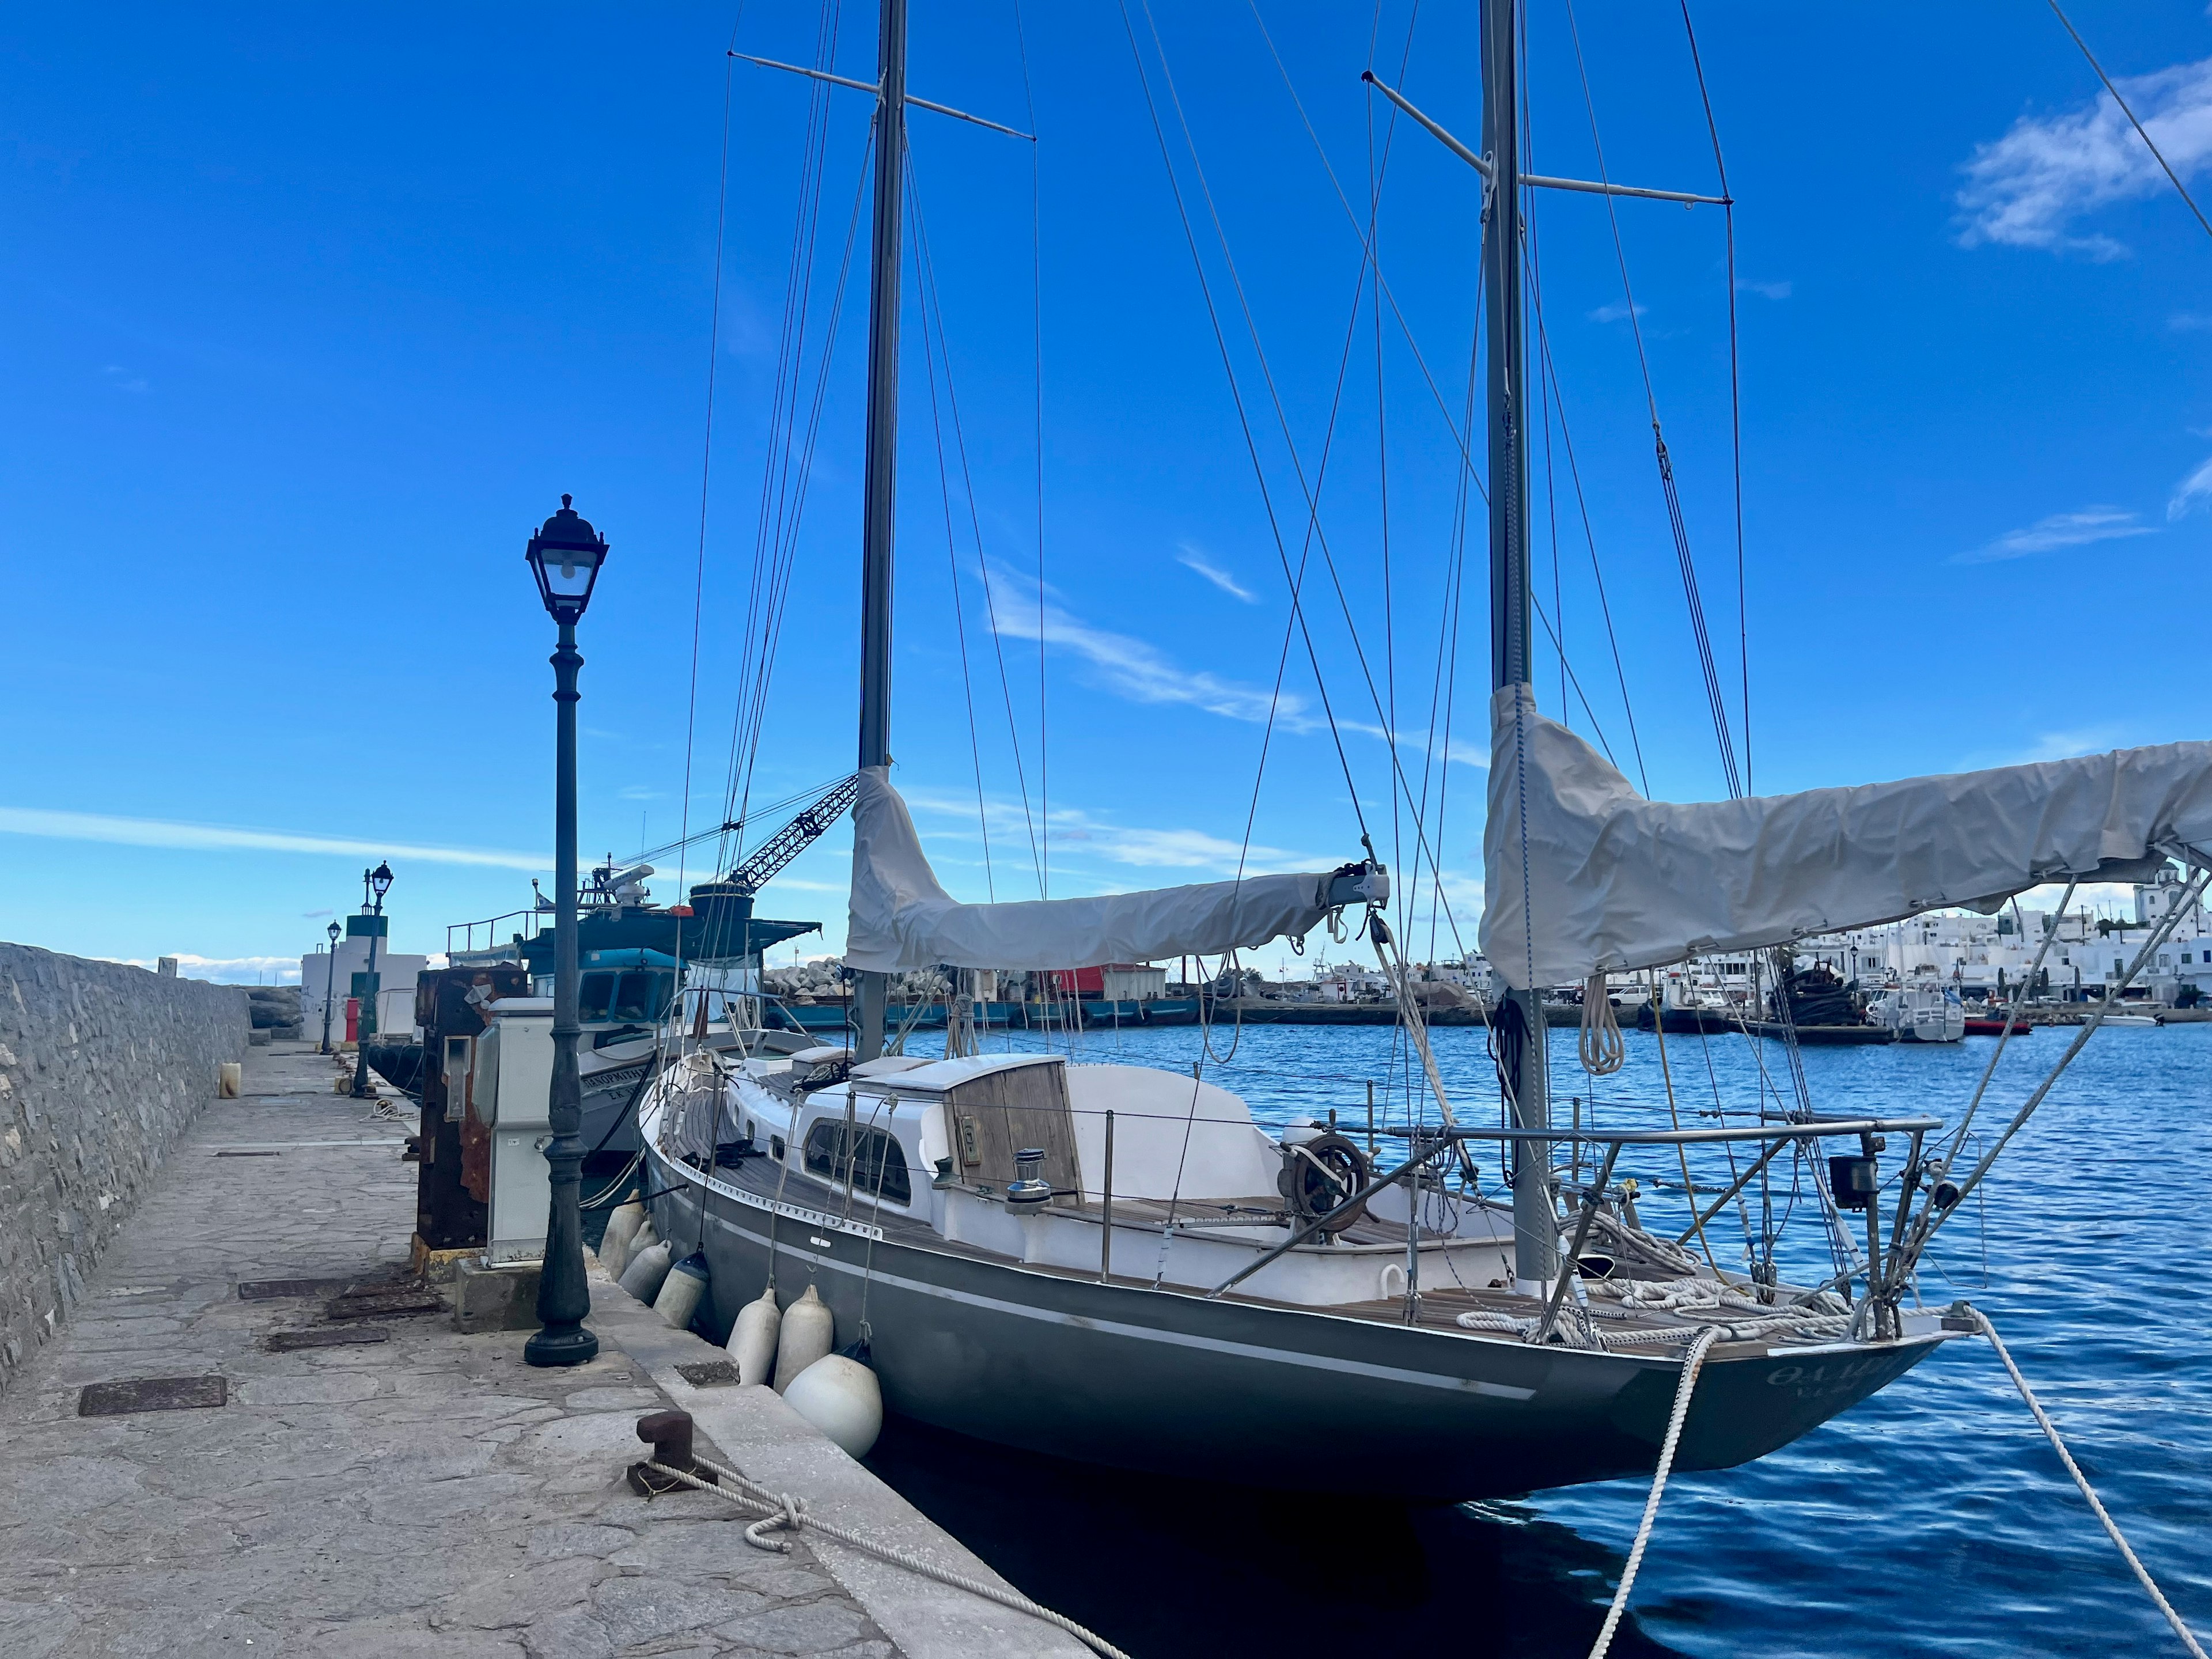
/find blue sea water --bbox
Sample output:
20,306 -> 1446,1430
860,1017 -> 2212,1657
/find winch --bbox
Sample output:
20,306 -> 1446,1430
1277,1124 -> 1373,1233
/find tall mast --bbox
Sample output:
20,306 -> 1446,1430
854,0 -> 908,1062
1482,0 -> 1555,1292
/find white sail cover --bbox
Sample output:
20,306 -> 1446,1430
1483,683 -> 2212,990
846,768 -> 1340,973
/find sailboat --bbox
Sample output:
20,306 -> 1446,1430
635,0 -> 2212,1501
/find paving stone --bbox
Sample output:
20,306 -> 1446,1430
715,1600 -> 881,1656
0,1047 -> 898,1658
529,1521 -> 640,1560
524,1609 -> 615,1659
591,1574 -> 767,1646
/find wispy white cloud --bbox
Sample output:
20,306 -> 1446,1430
1962,725 -> 2128,771
2019,726 -> 2124,762
901,787 -> 1334,877
1956,55 -> 2212,257
982,570 -> 1296,725
1588,301 -> 1646,324
108,954 -> 304,984
2171,311 -> 2212,331
2168,456 -> 2212,519
100,363 -> 149,394
1734,278 -> 1792,300
1173,544 -> 1259,603
1954,506 -> 2154,563
0,806 -> 549,870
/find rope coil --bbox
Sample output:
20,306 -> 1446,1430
1578,975 -> 1626,1075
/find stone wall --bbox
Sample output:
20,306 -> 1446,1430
0,943 -> 249,1393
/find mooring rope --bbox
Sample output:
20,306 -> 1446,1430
642,1454 -> 1134,1659
1587,1325 -> 1720,1659
1972,1310 -> 2208,1658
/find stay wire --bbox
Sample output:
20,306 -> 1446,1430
906,149 -> 1046,893
1010,0 -> 1050,897
723,146 -> 870,874
2046,0 -> 2212,247
1138,0 -> 1478,927
727,2 -> 842,813
1675,1 -> 1752,793
1562,0 -> 1741,798
1528,281 -> 1649,793
719,5 -> 860,873
1115,0 -> 1370,841
677,36 -> 742,915
906,163 -> 997,899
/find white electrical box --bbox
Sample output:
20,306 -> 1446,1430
471,998 -> 555,1265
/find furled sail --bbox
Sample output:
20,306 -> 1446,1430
1482,683 -> 2212,990
846,768 -> 1352,973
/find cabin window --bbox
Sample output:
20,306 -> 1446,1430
578,974 -> 614,1022
802,1120 -> 912,1206
612,971 -> 665,1022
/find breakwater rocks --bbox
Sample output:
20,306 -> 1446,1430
0,942 -> 249,1393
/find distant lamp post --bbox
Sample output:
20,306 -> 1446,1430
350,861 -> 395,1097
320,919 -> 342,1054
523,493 -> 607,1369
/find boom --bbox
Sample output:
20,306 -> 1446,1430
725,774 -> 860,896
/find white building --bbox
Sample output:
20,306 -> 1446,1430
300,940 -> 431,1044
1794,865 -> 2212,1006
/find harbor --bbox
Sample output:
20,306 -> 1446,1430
8,1 -> 2212,1656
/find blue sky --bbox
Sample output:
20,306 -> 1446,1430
3,2 -> 2210,980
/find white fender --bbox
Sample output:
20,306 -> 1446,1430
653,1251 -> 710,1331
728,1286 -> 782,1387
600,1200 -> 646,1275
782,1354 -> 883,1459
772,1284 -> 835,1392
618,1239 -> 673,1305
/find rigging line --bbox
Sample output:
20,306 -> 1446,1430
1010,0 -> 1050,899
1115,0 -> 1372,840
1421,297 -> 1486,964
1560,0 -> 1740,799
724,127 -> 873,862
1248,1 -> 1486,498
1233,175 -> 1385,887
1142,0 -> 1484,897
721,5 -> 853,868
727,7 -> 854,852
1529,590 -> 1620,770
1367,19 -> 1402,943
2046,0 -> 2212,247
1522,98 -> 1569,729
907,168 -> 997,900
732,3 -> 842,754
905,150 -> 1046,891
680,45 -> 741,910
1528,282 -> 1649,793
1675,1 -> 1751,793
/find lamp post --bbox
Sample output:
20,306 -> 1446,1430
320,919 -> 342,1054
349,861 -> 395,1097
522,493 -> 607,1369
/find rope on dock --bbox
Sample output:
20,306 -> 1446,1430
1973,1309 -> 2208,1658
1587,1325 -> 1719,1659
643,1454 -> 1134,1659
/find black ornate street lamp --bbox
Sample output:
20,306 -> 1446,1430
349,861 -> 395,1097
522,494 -> 606,1368
320,919 -> 342,1054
